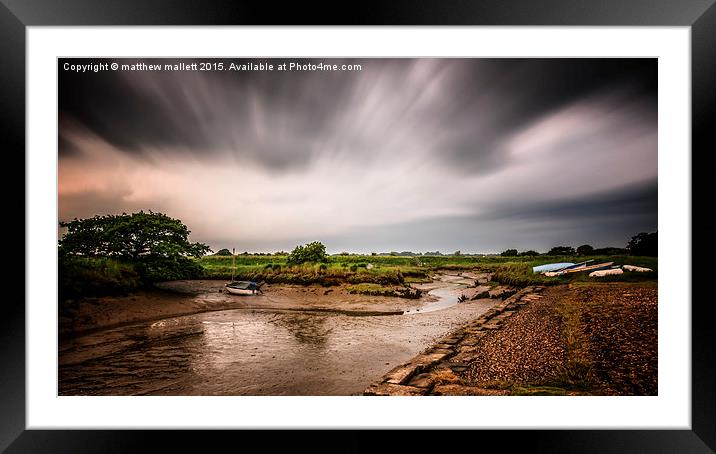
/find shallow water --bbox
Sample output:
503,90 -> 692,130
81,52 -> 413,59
59,274 -> 492,396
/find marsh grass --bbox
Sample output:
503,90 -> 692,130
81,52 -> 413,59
198,254 -> 657,287
345,283 -> 423,299
544,295 -> 599,393
59,256 -> 141,302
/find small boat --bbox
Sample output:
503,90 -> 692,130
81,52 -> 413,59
224,247 -> 263,295
560,260 -> 594,271
532,262 -> 575,273
225,280 -> 263,295
545,262 -> 614,277
590,268 -> 624,277
622,265 -> 653,272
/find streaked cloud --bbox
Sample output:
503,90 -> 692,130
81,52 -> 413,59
58,58 -> 657,253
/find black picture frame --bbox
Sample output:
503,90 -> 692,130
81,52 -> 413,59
4,1 -> 711,452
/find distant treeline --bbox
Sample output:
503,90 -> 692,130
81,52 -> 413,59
500,232 -> 657,258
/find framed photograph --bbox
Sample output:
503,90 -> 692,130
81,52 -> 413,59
6,0 -> 712,451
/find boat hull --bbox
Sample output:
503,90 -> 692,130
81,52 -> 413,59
545,262 -> 614,276
532,262 -> 574,273
225,287 -> 256,295
590,268 -> 624,277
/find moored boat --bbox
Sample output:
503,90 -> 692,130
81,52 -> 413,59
225,280 -> 262,295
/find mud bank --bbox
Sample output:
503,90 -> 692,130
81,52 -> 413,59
59,272 -> 501,395
60,272 -> 489,336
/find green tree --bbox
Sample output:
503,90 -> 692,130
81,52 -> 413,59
627,232 -> 657,256
576,244 -> 594,256
548,246 -> 576,256
501,249 -> 518,257
213,248 -> 232,256
286,241 -> 328,265
519,250 -> 540,257
59,211 -> 210,280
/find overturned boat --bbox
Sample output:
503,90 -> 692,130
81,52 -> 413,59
545,262 -> 614,277
532,262 -> 575,273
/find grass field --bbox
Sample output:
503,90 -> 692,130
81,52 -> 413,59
198,254 -> 658,287
59,253 -> 657,302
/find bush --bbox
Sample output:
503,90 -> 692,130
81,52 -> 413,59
286,241 -> 328,265
213,248 -> 233,256
501,249 -> 518,257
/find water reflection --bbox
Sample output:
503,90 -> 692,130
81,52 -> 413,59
59,277 -> 495,396
267,311 -> 333,346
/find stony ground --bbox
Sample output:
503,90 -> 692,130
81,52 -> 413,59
458,282 -> 658,395
460,293 -> 566,387
366,282 -> 658,396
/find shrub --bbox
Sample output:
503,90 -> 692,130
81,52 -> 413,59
286,241 -> 328,265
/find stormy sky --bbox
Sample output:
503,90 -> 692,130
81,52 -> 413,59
58,58 -> 657,254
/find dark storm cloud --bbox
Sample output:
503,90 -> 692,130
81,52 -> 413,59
320,180 -> 658,254
58,187 -> 158,222
58,58 -> 657,252
481,179 -> 658,223
58,58 -> 656,173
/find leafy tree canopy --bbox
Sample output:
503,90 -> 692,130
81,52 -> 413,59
627,232 -> 657,256
500,249 -> 518,257
59,211 -> 210,280
592,247 -> 628,255
576,244 -> 594,256
519,250 -> 540,256
286,241 -> 328,265
214,248 -> 233,256
548,246 -> 576,256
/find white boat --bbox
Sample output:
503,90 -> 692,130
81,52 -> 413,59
622,265 -> 653,272
225,281 -> 262,295
532,262 -> 574,273
589,268 -> 624,277
545,262 -> 614,277
224,248 -> 262,295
